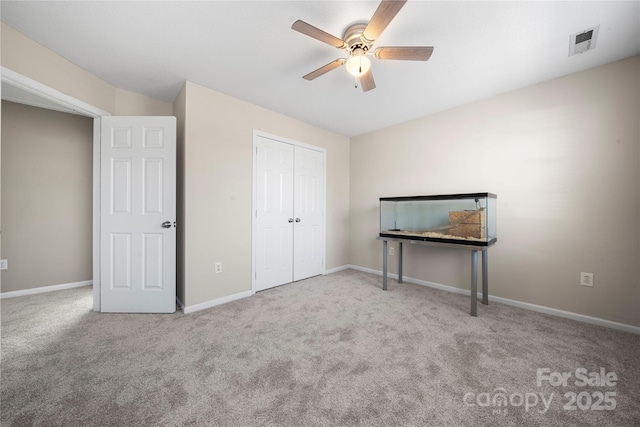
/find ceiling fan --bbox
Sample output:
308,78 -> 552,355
291,0 -> 433,92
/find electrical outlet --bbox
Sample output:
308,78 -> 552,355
0,259 -> 7,270
389,247 -> 395,256
215,262 -> 222,274
580,272 -> 593,287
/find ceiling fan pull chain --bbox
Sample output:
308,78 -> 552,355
355,76 -> 359,89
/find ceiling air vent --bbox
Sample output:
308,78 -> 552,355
569,25 -> 600,56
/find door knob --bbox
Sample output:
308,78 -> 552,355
162,221 -> 172,228
295,218 -> 301,223
288,218 -> 294,223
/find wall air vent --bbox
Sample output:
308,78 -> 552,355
569,25 -> 600,56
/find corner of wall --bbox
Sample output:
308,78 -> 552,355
173,83 -> 187,304
113,88 -> 173,116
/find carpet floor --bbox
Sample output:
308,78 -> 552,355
1,269 -> 639,426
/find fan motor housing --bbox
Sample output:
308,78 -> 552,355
343,23 -> 372,53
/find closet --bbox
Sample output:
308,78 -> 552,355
253,133 -> 325,291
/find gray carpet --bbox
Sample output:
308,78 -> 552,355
1,269 -> 639,426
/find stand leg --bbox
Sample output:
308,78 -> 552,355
383,240 -> 388,291
482,249 -> 488,305
471,250 -> 478,317
398,242 -> 403,283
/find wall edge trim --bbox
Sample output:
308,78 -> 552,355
347,265 -> 640,335
1,66 -> 111,118
324,265 -> 351,274
182,290 -> 254,314
1,280 -> 93,299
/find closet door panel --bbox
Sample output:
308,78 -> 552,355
255,136 -> 294,291
293,146 -> 325,281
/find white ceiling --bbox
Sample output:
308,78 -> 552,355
1,1 -> 639,137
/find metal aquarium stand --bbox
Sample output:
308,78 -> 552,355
376,236 -> 496,317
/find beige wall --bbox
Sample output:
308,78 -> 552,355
350,56 -> 640,327
1,23 -> 114,113
1,23 -> 173,116
114,88 -> 173,116
179,81 -> 350,307
1,101 -> 93,292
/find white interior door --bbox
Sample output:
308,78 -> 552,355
293,146 -> 325,281
255,135 -> 294,291
100,116 -> 176,313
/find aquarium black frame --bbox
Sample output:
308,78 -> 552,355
379,192 -> 498,246
379,192 -> 497,201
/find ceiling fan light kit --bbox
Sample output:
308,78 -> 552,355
291,0 -> 433,92
345,49 -> 371,77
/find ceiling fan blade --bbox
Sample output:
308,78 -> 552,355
374,46 -> 434,61
292,20 -> 347,49
359,69 -> 376,92
303,59 -> 346,81
362,0 -> 408,43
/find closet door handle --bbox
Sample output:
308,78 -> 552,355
288,218 -> 294,223
295,218 -> 301,223
161,221 -> 172,228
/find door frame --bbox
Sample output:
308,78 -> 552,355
251,130 -> 327,294
1,67 -> 110,311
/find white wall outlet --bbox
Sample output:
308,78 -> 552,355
389,247 -> 395,256
0,259 -> 7,270
580,272 -> 593,287
215,262 -> 222,274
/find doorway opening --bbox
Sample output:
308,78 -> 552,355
1,67 -> 109,311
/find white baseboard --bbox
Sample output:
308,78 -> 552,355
182,289 -> 254,314
1,280 -> 93,299
347,265 -> 640,335
486,295 -> 640,335
324,265 -> 351,275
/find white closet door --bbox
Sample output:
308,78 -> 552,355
293,146 -> 325,281
255,136 -> 295,291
